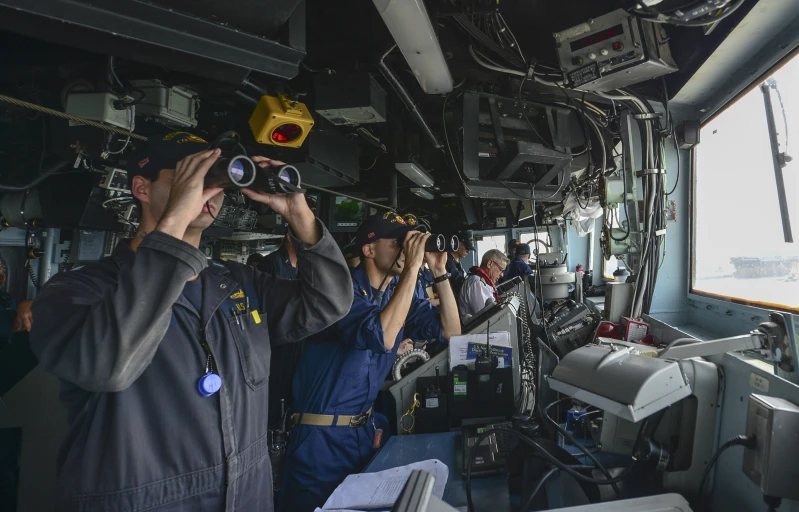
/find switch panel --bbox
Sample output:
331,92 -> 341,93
742,394 -> 799,500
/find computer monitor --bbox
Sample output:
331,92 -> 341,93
328,195 -> 366,232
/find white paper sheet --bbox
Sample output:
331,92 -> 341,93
321,459 -> 448,510
448,331 -> 511,371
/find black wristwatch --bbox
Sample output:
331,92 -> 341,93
432,272 -> 451,284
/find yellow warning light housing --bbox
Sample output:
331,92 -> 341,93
248,94 -> 314,149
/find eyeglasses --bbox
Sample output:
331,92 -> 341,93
492,260 -> 507,273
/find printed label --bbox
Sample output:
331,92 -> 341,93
749,373 -> 770,393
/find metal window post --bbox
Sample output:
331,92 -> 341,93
760,82 -> 793,243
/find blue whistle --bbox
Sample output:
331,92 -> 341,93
197,372 -> 222,397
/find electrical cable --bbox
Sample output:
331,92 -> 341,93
359,152 -> 383,171
469,45 -> 525,76
205,200 -> 219,223
0,158 -> 72,191
0,94 -> 147,141
521,467 -> 559,512
632,0 -> 746,27
530,199 -> 550,344
1,92 -> 392,214
544,398 -> 622,498
442,90 -> 468,187
468,45 -> 563,86
696,434 -> 757,510
666,125 -> 681,195
454,15 -> 525,69
465,427 -> 634,511
25,260 -> 39,290
497,13 -> 526,64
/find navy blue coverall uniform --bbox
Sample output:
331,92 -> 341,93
446,254 -> 466,296
415,267 -> 434,299
279,265 -> 446,511
29,226 -> 352,512
500,256 -> 532,284
258,244 -> 298,280
258,242 -> 301,427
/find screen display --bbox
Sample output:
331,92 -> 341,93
569,24 -> 624,52
332,196 -> 365,226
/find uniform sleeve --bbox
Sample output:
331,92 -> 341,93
257,220 -> 353,346
404,297 -> 445,344
446,259 -> 465,291
29,232 -> 207,392
336,290 -> 393,353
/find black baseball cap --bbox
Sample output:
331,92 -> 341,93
126,131 -> 210,189
455,231 -> 475,251
353,212 -> 420,256
516,243 -> 531,256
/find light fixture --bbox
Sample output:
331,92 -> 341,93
411,187 -> 435,200
372,0 -> 454,95
249,94 -> 314,149
395,162 -> 434,188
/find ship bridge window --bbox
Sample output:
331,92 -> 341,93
476,234 -> 508,265
693,52 -> 799,311
518,231 -> 551,258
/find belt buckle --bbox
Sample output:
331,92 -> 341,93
349,413 -> 368,428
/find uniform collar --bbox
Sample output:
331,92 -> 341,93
352,264 -> 397,306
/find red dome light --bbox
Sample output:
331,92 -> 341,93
271,123 -> 302,143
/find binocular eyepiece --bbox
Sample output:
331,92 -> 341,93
420,234 -> 460,253
204,155 -> 302,195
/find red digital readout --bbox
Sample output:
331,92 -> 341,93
569,24 -> 624,52
584,29 -> 614,47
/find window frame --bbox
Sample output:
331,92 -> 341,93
689,48 -> 799,314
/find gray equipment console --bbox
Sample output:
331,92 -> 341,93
554,9 -> 677,92
386,297 -> 522,434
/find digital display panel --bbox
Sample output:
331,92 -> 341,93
569,24 -> 624,51
331,196 -> 365,226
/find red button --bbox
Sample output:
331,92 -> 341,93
612,41 -> 624,52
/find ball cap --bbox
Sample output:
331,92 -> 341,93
455,231 -> 475,251
516,243 -> 531,256
353,212 -> 422,256
125,131 -> 209,189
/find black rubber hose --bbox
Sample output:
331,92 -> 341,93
0,157 -> 71,191
543,398 -> 622,498
465,427 -> 635,511
696,434 -> 757,510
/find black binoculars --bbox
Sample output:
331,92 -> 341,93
204,155 -> 302,194
405,233 -> 459,253
202,131 -> 302,194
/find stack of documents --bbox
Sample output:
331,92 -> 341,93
316,459 -> 448,511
